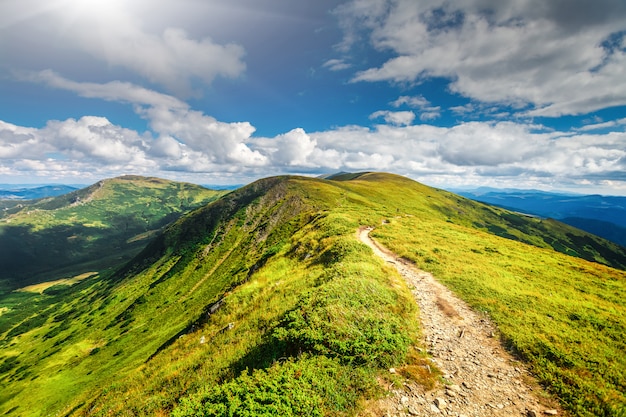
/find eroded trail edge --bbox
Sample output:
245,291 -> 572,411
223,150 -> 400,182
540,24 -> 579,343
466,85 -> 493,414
358,226 -> 559,417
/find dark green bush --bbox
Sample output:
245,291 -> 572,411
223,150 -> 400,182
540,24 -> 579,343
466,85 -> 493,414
43,284 -> 72,296
172,356 -> 374,417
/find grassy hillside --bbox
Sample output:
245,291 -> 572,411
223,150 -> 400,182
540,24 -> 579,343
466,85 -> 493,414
0,173 -> 624,416
0,175 -> 420,416
0,175 -> 225,293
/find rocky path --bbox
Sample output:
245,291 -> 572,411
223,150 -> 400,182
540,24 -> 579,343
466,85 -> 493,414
358,227 -> 561,417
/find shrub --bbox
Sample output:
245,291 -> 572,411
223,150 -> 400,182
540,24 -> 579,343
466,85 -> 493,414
172,356 -> 375,417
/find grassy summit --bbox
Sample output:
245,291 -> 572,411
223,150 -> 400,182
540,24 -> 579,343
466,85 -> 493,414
0,173 -> 624,416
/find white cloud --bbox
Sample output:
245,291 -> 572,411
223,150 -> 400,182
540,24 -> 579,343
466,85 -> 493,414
30,72 -> 265,167
337,0 -> 626,116
2,114 -> 626,193
323,59 -> 352,71
0,70 -> 272,179
142,105 -> 257,163
390,95 -> 430,108
419,111 -> 441,122
0,117 -> 157,182
43,116 -> 152,165
256,128 -> 317,167
25,70 -> 189,110
149,136 -> 184,159
0,114 -> 262,179
577,118 -> 626,131
4,1 -> 246,97
305,122 -> 626,191
436,122 -> 546,166
0,121 -> 43,158
5,69 -> 626,194
370,110 -> 416,126
391,95 -> 441,120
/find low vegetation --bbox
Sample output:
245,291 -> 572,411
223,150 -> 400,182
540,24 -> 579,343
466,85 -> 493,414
0,172 -> 624,416
173,356 -> 376,417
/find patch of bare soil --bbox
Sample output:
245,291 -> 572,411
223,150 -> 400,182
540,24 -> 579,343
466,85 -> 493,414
357,227 -> 562,417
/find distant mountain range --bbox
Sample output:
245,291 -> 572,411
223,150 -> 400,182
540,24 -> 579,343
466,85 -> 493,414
0,185 -> 79,200
455,187 -> 626,247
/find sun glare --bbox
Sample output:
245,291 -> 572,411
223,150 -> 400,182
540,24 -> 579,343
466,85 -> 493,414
61,0 -> 123,20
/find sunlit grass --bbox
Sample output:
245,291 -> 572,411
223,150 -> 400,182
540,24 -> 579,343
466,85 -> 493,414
16,272 -> 97,294
1,173 -> 624,416
372,213 -> 626,417
64,196 -> 420,416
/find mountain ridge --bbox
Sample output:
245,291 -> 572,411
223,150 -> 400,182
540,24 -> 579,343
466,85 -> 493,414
0,173 -> 624,416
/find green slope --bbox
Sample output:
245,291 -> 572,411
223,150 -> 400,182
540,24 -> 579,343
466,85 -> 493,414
0,175 -> 226,293
0,173 -> 624,417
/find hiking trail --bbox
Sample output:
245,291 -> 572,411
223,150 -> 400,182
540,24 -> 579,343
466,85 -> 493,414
357,226 -> 561,417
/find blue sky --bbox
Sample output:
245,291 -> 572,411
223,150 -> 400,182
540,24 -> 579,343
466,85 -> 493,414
1,0 -> 626,194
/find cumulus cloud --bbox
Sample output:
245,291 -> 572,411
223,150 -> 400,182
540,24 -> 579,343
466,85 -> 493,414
5,68 -> 626,192
0,121 -> 43,158
29,71 -> 266,168
2,112 -> 626,192
0,114 -> 262,180
141,105 -> 262,165
436,122 -> 546,166
391,95 -> 441,121
0,71 -> 270,181
370,110 -> 416,126
305,122 -> 626,191
336,0 -> 626,116
257,128 -> 318,167
0,117 -> 156,182
44,116 -> 151,165
390,96 -> 430,108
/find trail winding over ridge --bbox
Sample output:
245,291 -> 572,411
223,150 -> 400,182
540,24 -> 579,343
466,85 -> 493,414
358,227 -> 560,417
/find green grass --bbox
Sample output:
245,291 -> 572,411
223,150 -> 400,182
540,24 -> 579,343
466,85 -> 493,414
0,172 -> 624,416
321,173 -> 624,417
0,175 -> 225,293
61,181 -> 418,416
372,217 -> 626,416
